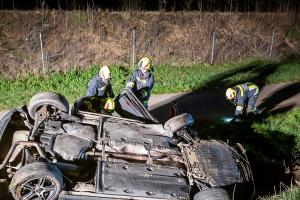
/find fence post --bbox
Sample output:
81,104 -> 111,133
269,28 -> 275,58
210,31 -> 216,65
132,28 -> 136,69
39,32 -> 46,74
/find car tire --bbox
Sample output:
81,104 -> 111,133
10,162 -> 63,200
28,92 -> 69,119
194,188 -> 230,200
164,113 -> 194,132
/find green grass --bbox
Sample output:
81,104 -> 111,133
153,62 -> 238,93
260,185 -> 300,200
266,59 -> 300,83
252,109 -> 300,158
0,58 -> 300,110
0,65 -> 128,109
253,109 -> 300,145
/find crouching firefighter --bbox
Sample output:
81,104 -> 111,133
226,82 -> 261,121
126,57 -> 154,109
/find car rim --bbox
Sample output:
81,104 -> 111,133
18,177 -> 57,200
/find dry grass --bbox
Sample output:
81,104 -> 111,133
0,11 -> 299,78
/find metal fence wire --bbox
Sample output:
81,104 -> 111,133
1,11 -> 295,76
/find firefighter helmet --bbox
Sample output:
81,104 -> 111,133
226,88 -> 236,100
138,57 -> 152,71
102,98 -> 115,113
99,66 -> 111,82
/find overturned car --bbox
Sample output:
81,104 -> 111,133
0,90 -> 255,200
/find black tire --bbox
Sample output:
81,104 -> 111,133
10,162 -> 63,200
164,113 -> 194,132
194,188 -> 230,200
28,92 -> 69,119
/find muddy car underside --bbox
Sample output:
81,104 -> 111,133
0,90 -> 254,200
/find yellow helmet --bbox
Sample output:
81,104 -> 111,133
226,88 -> 236,100
102,98 -> 115,113
138,57 -> 152,71
99,66 -> 111,82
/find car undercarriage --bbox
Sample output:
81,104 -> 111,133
0,90 -> 255,200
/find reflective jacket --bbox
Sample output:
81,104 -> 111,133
126,69 -> 154,108
232,82 -> 259,115
86,74 -> 114,98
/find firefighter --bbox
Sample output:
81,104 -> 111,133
126,57 -> 154,109
226,82 -> 261,121
86,65 -> 114,98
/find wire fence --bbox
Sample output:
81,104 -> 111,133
1,11 -> 297,76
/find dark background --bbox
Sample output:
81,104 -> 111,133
1,0 -> 299,12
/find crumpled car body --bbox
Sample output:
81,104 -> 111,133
0,90 -> 255,200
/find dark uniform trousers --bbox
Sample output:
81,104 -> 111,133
233,83 -> 259,116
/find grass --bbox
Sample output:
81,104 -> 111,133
0,65 -> 128,109
0,58 -> 300,110
266,59 -> 300,83
252,108 -> 300,149
153,62 -> 238,93
259,185 -> 300,200
252,109 -> 300,158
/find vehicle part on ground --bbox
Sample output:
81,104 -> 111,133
164,113 -> 194,133
27,92 -> 69,119
193,188 -> 230,200
10,162 -> 63,200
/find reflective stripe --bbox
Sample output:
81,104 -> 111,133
126,82 -> 134,87
248,84 -> 259,95
136,77 -> 147,84
237,85 -> 244,96
98,86 -> 106,91
248,85 -> 258,90
236,106 -> 243,111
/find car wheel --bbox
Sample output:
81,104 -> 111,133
194,188 -> 230,200
28,92 -> 69,119
10,162 -> 63,200
164,113 -> 194,132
